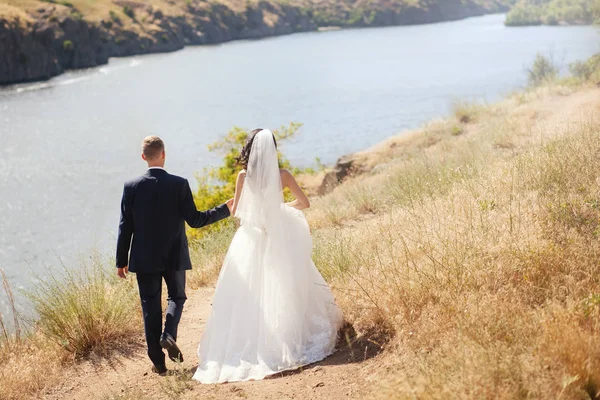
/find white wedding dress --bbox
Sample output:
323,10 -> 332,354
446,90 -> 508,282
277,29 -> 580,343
192,130 -> 343,384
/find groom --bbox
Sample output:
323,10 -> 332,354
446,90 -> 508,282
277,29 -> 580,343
116,136 -> 232,374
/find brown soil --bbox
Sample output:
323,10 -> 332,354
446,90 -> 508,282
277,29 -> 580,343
42,287 -> 384,400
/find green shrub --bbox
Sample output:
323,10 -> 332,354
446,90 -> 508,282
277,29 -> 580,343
109,10 -> 121,24
569,60 -> 592,81
27,257 -> 140,358
569,54 -> 600,82
451,125 -> 464,136
123,5 -> 135,19
63,40 -> 74,51
505,4 -> 543,26
527,53 -> 559,87
348,7 -> 366,25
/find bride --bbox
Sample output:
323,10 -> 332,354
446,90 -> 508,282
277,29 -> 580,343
192,128 -> 343,384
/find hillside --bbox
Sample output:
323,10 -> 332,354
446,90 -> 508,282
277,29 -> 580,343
0,0 -> 511,85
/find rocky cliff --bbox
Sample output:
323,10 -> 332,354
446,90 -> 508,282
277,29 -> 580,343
0,0 -> 510,85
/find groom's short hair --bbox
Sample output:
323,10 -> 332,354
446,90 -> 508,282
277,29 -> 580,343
142,136 -> 165,160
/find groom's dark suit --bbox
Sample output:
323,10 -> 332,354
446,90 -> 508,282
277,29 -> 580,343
116,167 -> 230,368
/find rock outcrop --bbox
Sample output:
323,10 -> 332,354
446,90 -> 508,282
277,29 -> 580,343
318,153 -> 366,195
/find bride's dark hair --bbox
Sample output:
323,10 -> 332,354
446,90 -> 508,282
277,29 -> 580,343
236,128 -> 278,168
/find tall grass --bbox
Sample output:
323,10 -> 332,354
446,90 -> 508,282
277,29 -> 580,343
0,271 -> 63,400
188,221 -> 237,288
27,256 -> 141,357
0,256 -> 142,399
0,269 -> 21,346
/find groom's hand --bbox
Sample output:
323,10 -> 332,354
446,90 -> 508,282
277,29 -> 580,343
117,266 -> 129,279
226,198 -> 234,213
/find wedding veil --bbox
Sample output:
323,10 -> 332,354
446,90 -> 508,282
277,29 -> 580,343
234,129 -> 283,228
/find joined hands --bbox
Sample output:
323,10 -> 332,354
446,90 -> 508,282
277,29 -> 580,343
226,198 -> 234,213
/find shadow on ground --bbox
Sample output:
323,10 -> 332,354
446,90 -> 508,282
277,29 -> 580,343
168,322 -> 388,383
267,322 -> 388,380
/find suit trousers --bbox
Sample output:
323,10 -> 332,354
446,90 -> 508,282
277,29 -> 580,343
136,269 -> 187,368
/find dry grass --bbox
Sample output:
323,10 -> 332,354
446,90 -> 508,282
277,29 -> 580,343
306,84 -> 600,398
0,270 -> 67,400
0,332 -> 67,400
0,3 -> 31,22
188,221 -> 237,289
452,99 -> 488,124
0,256 -> 142,400
27,255 -> 141,357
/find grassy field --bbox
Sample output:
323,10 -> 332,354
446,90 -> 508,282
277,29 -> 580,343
299,54 -> 600,396
1,54 -> 599,399
309,86 -> 600,398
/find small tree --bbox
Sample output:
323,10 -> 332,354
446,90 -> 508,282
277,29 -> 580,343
569,54 -> 600,82
569,60 -> 592,81
527,53 -> 559,87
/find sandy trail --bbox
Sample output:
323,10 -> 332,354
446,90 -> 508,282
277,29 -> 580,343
42,287 -> 381,400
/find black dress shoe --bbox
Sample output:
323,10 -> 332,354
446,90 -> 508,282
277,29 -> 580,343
160,334 -> 184,363
152,364 -> 168,375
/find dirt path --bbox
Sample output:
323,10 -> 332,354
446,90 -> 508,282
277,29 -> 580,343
42,287 -> 382,400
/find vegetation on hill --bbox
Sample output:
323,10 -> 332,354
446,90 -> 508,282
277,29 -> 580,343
2,0 -> 512,28
505,0 -> 600,25
1,52 -> 599,399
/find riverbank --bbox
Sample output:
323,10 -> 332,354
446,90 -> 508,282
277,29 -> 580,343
0,0 -> 512,85
2,55 -> 600,399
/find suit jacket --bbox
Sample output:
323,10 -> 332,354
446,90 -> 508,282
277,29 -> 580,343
116,168 -> 230,273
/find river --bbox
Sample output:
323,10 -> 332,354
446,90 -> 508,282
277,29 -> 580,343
0,14 -> 597,312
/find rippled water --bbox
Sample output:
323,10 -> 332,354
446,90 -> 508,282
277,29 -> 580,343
0,14 -> 597,310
